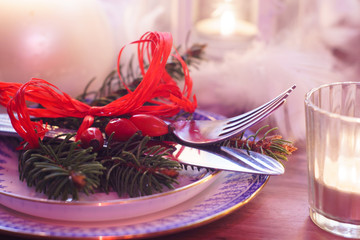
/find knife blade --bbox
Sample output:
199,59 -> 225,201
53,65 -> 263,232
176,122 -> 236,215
220,146 -> 284,175
171,144 -> 284,175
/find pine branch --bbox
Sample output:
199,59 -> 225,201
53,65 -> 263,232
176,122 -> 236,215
100,133 -> 182,198
18,134 -> 105,200
222,125 -> 297,162
17,124 -> 296,200
18,132 -> 183,200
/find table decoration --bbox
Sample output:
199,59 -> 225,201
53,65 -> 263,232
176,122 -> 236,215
0,31 -> 295,237
305,82 -> 360,238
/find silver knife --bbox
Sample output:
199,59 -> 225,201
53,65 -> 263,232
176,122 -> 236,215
0,114 -> 284,175
171,144 -> 284,175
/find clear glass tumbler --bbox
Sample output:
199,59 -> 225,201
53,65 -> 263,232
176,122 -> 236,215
305,82 -> 360,238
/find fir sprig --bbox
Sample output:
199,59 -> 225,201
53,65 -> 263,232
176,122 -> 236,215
17,124 -> 296,201
223,125 -> 297,162
18,133 -> 183,200
18,134 -> 105,200
100,133 -> 182,197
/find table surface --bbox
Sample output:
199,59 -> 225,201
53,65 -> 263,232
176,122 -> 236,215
0,140 -> 351,240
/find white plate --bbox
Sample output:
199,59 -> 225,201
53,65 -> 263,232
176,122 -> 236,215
0,110 -> 222,222
0,136 -> 222,222
0,110 -> 269,238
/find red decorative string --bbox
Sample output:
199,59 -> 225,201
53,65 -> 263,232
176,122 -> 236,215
0,32 -> 197,148
6,81 -> 49,149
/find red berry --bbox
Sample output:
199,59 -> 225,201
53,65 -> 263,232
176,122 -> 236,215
70,171 -> 86,189
80,127 -> 104,151
158,168 -> 179,178
105,118 -> 139,142
130,114 -> 169,137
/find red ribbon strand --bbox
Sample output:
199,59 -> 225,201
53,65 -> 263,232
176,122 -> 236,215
0,32 -> 197,149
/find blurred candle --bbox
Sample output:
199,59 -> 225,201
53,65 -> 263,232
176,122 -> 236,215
192,0 -> 258,59
319,131 -> 360,217
195,0 -> 257,38
306,82 -> 360,237
315,130 -> 360,194
0,0 -> 116,97
195,17 -> 257,37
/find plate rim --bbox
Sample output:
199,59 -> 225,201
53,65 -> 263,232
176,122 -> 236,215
0,173 -> 270,239
134,174 -> 270,240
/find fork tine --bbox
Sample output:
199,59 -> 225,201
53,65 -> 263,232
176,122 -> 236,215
225,89 -> 288,128
227,85 -> 296,124
220,85 -> 296,137
222,95 -> 285,133
219,99 -> 284,137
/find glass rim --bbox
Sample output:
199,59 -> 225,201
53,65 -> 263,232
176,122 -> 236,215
305,81 -> 360,123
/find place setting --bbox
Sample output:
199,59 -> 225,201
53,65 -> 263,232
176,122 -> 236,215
1,1 -> 359,240
0,30 -> 297,239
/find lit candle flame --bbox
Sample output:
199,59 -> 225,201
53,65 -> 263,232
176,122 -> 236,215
220,10 -> 236,36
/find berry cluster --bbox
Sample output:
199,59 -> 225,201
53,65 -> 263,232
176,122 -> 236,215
80,114 -> 169,152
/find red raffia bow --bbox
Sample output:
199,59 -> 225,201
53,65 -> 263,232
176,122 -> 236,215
0,32 -> 197,149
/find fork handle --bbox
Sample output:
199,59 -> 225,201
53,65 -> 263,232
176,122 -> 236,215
0,114 -> 76,139
0,114 -> 18,137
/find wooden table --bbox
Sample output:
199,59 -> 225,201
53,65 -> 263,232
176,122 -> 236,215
152,141 -> 349,240
1,140 -> 351,240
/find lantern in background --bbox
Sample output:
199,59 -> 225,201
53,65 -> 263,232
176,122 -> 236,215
194,0 -> 258,38
191,0 -> 258,59
172,0 -> 286,60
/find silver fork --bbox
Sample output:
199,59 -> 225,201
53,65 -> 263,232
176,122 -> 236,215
170,85 -> 296,146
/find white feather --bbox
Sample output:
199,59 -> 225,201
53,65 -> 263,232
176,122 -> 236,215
191,41 -> 341,141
